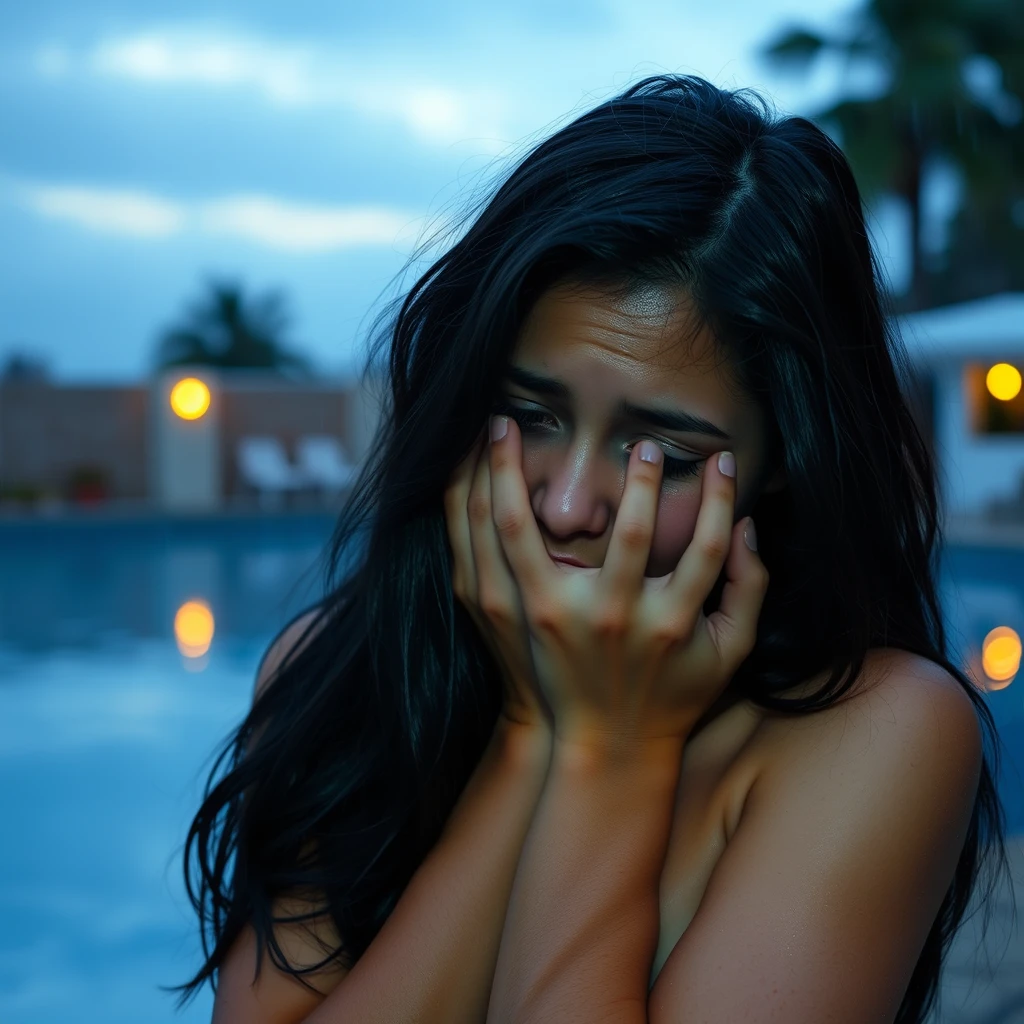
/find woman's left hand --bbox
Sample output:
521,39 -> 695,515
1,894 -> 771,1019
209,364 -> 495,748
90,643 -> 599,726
485,414 -> 769,751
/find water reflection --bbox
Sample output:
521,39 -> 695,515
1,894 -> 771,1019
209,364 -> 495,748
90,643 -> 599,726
0,515 -> 336,1024
0,519 -> 1021,1024
174,600 -> 215,660
0,514 -> 330,652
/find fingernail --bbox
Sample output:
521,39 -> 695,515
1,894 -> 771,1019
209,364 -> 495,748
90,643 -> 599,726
744,517 -> 758,551
718,451 -> 736,478
490,415 -> 508,442
638,440 -> 662,464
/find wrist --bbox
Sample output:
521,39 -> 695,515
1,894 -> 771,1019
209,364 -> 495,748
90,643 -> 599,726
490,714 -> 553,772
551,726 -> 686,781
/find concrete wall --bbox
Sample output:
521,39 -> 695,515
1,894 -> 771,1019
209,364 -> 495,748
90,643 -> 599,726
3,362 -> 1020,518
0,382 -> 149,499
219,380 -> 352,498
0,374 -> 379,504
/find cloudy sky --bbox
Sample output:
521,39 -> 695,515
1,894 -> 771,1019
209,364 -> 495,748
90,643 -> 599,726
2,0 -> 901,380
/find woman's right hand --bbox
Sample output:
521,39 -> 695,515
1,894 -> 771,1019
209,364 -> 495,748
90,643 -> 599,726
444,432 -> 553,736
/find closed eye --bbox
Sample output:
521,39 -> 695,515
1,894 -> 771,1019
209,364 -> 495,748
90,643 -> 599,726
495,401 -> 706,481
661,454 -> 705,480
493,402 -> 557,433
626,442 -> 704,481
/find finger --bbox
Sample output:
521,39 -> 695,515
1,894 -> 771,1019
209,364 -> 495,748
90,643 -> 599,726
468,440 -> 520,621
488,414 -> 551,597
599,440 -> 663,598
666,450 -> 737,612
444,431 -> 486,602
704,516 -> 768,671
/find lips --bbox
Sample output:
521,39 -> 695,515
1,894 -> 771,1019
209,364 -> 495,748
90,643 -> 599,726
548,553 -> 592,568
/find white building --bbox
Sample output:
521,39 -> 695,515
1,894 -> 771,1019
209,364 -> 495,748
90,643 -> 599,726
898,292 -> 1024,520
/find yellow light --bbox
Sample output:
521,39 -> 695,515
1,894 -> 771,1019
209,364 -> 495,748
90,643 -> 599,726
175,599 -> 215,658
986,363 -> 1022,402
982,626 -> 1020,690
170,377 -> 211,420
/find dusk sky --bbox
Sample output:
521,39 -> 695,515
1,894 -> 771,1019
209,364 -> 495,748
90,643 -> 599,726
1,0 -> 918,380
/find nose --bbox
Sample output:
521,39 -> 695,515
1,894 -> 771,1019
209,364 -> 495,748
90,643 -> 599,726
530,440 -> 617,539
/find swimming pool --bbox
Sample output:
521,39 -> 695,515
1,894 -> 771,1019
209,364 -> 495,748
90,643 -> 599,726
0,514 -> 1020,1024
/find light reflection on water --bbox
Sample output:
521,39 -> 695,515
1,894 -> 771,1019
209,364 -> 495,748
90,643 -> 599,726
0,515 -> 334,1024
0,517 -> 1020,1024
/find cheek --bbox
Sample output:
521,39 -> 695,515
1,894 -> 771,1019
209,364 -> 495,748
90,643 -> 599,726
647,488 -> 703,576
519,442 -> 545,490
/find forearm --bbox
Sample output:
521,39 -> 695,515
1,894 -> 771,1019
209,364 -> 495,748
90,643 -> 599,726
486,735 -> 685,1024
305,718 -> 552,1024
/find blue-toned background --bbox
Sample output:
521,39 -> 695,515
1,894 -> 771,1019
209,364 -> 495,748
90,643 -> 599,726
0,518 -> 1020,1024
1,0 -> 911,383
3,1 -> 1023,1020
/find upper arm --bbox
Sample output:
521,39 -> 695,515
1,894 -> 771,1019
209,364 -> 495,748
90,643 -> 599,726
649,653 -> 983,1024
212,907 -> 349,1024
213,607 -> 348,1023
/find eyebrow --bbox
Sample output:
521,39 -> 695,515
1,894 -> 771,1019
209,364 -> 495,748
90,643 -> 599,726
504,366 -> 732,440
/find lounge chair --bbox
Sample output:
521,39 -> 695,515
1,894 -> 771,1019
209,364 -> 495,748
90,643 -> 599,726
237,436 -> 305,508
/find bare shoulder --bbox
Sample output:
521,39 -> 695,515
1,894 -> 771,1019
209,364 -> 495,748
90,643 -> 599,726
754,646 -> 983,779
254,607 -> 328,702
862,647 -> 984,748
649,648 -> 985,1021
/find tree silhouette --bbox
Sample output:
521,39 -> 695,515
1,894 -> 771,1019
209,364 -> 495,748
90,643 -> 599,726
762,0 -> 1024,310
1,350 -> 50,383
155,279 -> 315,376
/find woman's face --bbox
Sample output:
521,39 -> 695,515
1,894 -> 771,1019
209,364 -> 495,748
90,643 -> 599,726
500,280 -> 778,577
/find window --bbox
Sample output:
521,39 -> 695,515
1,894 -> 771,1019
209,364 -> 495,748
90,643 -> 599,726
967,362 -> 1024,435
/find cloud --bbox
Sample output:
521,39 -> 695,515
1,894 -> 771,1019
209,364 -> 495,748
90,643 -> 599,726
200,194 -> 420,251
81,28 -> 506,146
8,178 -> 421,253
19,183 -> 185,238
91,30 -> 315,104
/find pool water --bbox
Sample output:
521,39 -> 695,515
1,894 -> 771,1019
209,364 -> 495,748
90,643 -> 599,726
0,516 -> 1021,1024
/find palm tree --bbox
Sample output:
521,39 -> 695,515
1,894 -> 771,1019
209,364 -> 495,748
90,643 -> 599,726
762,0 -> 1024,310
155,279 -> 315,376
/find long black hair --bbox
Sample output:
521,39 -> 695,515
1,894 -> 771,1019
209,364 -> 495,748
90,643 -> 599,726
177,74 -> 1011,1023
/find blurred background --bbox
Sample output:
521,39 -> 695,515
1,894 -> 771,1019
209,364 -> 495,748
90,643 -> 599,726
0,1 -> 1022,1021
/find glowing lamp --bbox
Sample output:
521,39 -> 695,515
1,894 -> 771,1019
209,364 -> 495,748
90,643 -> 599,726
170,377 -> 211,420
175,599 -> 215,658
985,363 -> 1022,402
982,626 -> 1020,690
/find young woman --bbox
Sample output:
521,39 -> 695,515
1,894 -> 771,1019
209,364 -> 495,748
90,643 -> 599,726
178,75 -> 1011,1023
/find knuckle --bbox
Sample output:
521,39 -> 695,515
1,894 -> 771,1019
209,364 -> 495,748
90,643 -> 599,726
493,506 -> 527,540
651,613 -> 692,647
616,517 -> 652,553
528,600 -> 562,634
453,566 -> 475,600
753,564 -> 770,593
593,602 -> 629,638
700,533 -> 730,563
478,589 -> 512,624
467,492 -> 491,527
